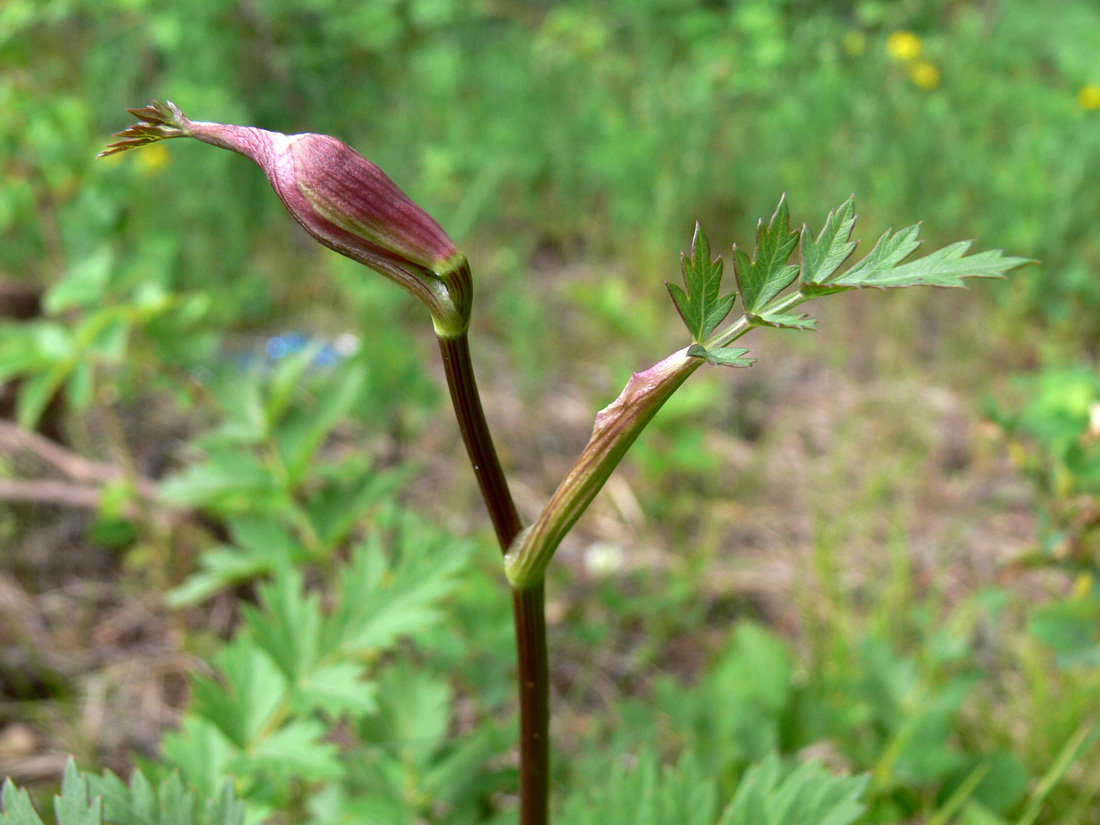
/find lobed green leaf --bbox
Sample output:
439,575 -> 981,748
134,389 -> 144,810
734,195 -> 800,313
666,223 -> 737,343
293,661 -> 379,717
54,761 -> 102,825
1,764 -> 244,825
243,564 -> 324,682
248,720 -> 343,781
716,753 -> 868,825
159,717 -> 236,804
1,780 -> 48,825
842,238 -> 1028,289
799,196 -> 858,288
558,750 -> 718,825
190,639 -> 289,747
325,521 -> 471,655
800,199 -> 1029,292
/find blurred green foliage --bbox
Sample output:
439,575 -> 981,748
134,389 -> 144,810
3,0 -> 1100,332
3,1 -> 1100,823
993,368 -> 1100,574
990,369 -> 1100,673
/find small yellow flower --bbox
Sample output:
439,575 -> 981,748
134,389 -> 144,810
908,60 -> 940,90
842,30 -> 866,57
1071,572 -> 1094,601
886,30 -> 921,62
135,142 -> 171,176
1078,85 -> 1100,111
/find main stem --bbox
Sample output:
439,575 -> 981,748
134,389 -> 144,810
512,583 -> 550,825
437,333 -> 549,825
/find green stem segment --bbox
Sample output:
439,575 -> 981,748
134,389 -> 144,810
436,332 -> 548,825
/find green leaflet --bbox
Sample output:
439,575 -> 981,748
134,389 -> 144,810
734,195 -> 800,313
53,762 -> 102,825
687,343 -> 755,368
1,780 -> 51,825
837,235 -> 1029,288
717,754 -> 868,825
749,313 -> 817,330
558,751 -> 718,825
800,197 -> 1029,292
666,223 -> 737,343
798,196 -> 858,289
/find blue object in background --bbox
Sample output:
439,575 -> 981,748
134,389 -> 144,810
210,332 -> 360,381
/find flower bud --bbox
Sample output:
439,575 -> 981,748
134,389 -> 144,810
100,101 -> 471,336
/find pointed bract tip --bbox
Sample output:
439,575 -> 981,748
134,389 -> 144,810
97,99 -> 190,159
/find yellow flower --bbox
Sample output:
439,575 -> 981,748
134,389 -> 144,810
135,142 -> 171,176
842,30 -> 866,57
1071,572 -> 1094,601
908,60 -> 940,90
1078,85 -> 1100,111
886,30 -> 921,62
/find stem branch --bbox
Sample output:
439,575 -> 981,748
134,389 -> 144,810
506,347 -> 702,586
